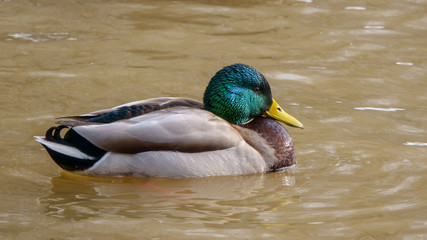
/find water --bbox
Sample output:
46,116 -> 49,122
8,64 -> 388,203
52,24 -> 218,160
1,0 -> 427,239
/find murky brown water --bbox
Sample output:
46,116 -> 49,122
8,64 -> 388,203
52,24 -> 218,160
1,0 -> 427,239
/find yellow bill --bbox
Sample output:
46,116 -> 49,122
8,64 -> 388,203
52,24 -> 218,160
265,99 -> 304,129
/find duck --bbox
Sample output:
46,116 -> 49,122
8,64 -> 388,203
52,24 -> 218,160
35,63 -> 304,178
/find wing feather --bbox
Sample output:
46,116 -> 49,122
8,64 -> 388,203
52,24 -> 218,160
73,107 -> 243,153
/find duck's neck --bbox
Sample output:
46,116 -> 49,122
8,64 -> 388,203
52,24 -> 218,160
241,117 -> 295,170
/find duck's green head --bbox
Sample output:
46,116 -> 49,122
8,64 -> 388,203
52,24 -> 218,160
203,64 -> 304,128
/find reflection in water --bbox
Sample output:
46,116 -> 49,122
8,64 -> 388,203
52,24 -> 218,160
40,171 -> 298,223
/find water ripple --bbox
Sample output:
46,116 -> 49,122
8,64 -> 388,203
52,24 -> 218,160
354,107 -> 405,112
6,32 -> 77,42
403,142 -> 427,147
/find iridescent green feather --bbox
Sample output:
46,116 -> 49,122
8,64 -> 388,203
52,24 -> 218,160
203,64 -> 273,124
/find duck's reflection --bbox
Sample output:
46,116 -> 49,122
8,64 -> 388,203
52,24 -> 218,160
40,170 -> 298,222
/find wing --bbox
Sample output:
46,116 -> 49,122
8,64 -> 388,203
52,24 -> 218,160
71,107 -> 244,153
57,97 -> 204,125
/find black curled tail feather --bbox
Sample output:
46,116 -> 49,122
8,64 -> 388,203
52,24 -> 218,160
45,125 -> 70,143
42,126 -> 106,172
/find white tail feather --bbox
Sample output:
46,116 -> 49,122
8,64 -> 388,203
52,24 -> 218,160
34,136 -> 96,160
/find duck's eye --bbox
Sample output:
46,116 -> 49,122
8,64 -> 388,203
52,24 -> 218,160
252,86 -> 262,93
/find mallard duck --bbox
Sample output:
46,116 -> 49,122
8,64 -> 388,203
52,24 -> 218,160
36,64 -> 303,178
